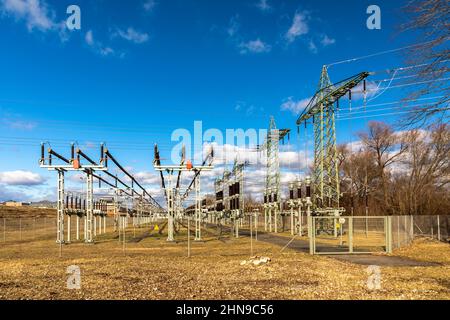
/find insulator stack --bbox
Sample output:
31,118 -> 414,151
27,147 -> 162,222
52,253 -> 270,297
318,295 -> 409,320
40,143 -> 45,164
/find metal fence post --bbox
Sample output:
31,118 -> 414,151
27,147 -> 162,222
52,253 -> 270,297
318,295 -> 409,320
437,215 -> 441,241
386,216 -> 392,254
308,216 -> 314,255
431,216 -> 434,239
397,216 -> 400,248
349,217 -> 353,253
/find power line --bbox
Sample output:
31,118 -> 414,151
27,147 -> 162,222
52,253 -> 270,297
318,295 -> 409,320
338,96 -> 445,112
338,103 -> 436,117
337,107 -> 449,121
326,39 -> 447,67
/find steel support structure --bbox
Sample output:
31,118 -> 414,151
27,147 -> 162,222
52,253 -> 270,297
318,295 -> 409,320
297,66 -> 369,214
262,117 -> 289,233
85,170 -> 94,243
56,170 -> 65,244
167,187 -> 175,242
194,175 -> 201,241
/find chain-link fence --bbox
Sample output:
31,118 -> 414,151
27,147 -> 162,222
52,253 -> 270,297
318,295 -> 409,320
0,215 -> 136,245
391,215 -> 414,249
413,215 -> 450,242
311,216 -> 389,254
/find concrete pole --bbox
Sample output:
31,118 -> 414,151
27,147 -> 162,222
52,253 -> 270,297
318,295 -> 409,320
268,207 -> 272,232
298,205 -> 302,236
235,212 -> 239,238
93,214 -> 97,237
67,215 -> 71,243
264,207 -> 267,231
274,205 -> 278,233
75,215 -> 79,240
290,205 -> 294,236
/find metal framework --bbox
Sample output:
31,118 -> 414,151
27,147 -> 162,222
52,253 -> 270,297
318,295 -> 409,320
40,143 -> 160,245
213,159 -> 245,238
296,66 -> 370,214
154,144 -> 214,242
262,116 -> 290,232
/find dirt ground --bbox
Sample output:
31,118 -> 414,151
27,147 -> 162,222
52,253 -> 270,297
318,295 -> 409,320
0,209 -> 449,300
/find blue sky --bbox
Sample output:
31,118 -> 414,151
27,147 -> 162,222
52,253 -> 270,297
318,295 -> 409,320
0,0 -> 432,203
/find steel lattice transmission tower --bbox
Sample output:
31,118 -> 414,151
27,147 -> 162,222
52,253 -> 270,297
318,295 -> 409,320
297,66 -> 370,213
266,117 -> 290,204
261,116 -> 289,232
266,116 -> 280,201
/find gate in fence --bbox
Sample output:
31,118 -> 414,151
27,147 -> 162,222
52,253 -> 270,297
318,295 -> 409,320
308,216 -> 393,255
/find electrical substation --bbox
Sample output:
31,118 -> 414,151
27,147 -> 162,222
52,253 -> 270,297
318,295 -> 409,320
1,0 -> 449,302
35,66 -> 405,256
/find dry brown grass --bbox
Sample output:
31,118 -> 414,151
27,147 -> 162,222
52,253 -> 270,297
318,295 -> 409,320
0,208 -> 448,300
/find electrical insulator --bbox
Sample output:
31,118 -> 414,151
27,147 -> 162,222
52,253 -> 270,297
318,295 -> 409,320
305,177 -> 311,198
40,143 -> 45,163
289,182 -> 294,200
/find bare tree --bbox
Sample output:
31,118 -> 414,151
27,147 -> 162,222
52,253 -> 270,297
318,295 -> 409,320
400,0 -> 450,126
358,121 -> 408,214
394,122 -> 450,214
339,144 -> 384,215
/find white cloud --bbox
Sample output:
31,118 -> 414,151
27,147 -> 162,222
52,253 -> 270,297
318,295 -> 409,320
2,119 -> 37,130
351,80 -> 380,100
320,34 -> 335,46
133,171 -> 161,185
227,14 -> 239,37
308,40 -> 317,53
239,38 -> 271,54
285,12 -> 309,43
85,29 -> 94,45
0,170 -> 45,186
115,27 -> 149,44
0,184 -> 54,202
85,30 -> 116,57
256,0 -> 271,12
143,0 -> 156,12
280,96 -> 311,115
1,0 -> 55,31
